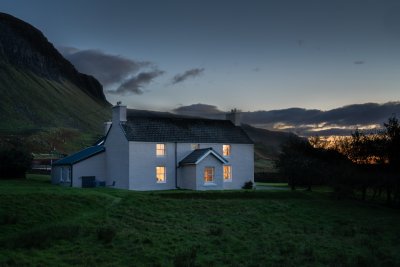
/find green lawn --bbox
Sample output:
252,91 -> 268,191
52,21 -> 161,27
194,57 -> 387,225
1,175 -> 399,266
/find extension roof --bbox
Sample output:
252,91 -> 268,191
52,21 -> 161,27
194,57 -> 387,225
120,117 -> 253,144
179,148 -> 228,166
52,146 -> 105,166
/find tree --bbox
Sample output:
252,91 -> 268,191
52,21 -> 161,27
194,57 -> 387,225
0,138 -> 33,179
276,138 -> 324,191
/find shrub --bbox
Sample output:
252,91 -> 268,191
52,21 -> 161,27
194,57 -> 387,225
242,180 -> 253,189
0,138 -> 32,179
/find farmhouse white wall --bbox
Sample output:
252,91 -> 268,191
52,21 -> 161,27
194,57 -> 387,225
129,142 -> 176,190
195,155 -> 223,190
72,152 -> 106,187
104,123 -> 129,189
178,165 -> 196,190
222,144 -> 254,189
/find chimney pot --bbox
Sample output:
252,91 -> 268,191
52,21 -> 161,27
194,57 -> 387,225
226,109 -> 242,126
112,104 -> 127,123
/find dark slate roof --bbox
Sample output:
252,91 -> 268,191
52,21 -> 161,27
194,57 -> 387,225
120,117 -> 253,144
179,148 -> 228,166
52,146 -> 105,166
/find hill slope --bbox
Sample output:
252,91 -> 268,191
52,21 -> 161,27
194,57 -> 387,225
0,12 -> 110,136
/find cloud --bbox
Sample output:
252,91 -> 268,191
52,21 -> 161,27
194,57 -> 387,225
172,68 -> 204,84
108,70 -> 165,95
58,47 -> 150,86
173,102 -> 400,136
353,60 -> 365,65
173,103 -> 224,119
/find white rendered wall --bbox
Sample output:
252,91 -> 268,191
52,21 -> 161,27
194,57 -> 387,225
221,144 -> 254,189
178,165 -> 196,190
195,156 -> 223,190
129,142 -> 177,190
104,123 -> 129,189
72,152 -> 106,187
128,142 -> 254,191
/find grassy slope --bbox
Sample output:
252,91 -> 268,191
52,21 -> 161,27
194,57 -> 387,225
0,61 -> 110,135
1,175 -> 399,267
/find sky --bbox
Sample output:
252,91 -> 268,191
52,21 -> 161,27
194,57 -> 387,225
2,0 -> 400,113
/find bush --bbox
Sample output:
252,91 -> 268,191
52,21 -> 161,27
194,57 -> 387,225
0,138 -> 32,179
242,180 -> 253,189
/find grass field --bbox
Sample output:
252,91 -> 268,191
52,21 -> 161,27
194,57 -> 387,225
1,175 -> 399,266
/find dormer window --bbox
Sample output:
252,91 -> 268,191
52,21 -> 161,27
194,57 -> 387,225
156,144 -> 166,156
191,144 -> 200,150
223,145 -> 231,157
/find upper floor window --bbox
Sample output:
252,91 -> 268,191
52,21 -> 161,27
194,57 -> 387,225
191,144 -> 200,150
223,165 -> 232,181
156,144 -> 166,156
223,145 -> 231,157
204,167 -> 214,183
156,166 -> 166,183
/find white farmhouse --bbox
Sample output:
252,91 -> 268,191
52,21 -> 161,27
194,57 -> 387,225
51,105 -> 254,190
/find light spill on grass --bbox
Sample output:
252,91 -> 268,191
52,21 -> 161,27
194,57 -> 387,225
0,175 -> 399,266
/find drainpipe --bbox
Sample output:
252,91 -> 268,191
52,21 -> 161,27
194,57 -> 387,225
70,165 -> 73,187
175,142 -> 179,189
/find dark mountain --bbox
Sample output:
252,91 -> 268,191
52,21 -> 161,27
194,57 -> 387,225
0,12 -> 107,102
0,12 -> 110,137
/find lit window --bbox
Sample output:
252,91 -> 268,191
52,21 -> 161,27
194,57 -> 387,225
156,166 -> 166,183
223,145 -> 231,157
204,167 -> 214,183
223,165 -> 232,181
191,144 -> 200,150
156,144 -> 166,156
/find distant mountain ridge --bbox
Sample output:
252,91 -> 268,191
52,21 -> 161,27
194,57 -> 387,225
0,12 -> 110,136
174,102 -> 400,136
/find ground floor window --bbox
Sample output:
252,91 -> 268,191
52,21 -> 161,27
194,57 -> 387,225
223,165 -> 232,181
156,166 -> 166,183
204,167 -> 214,183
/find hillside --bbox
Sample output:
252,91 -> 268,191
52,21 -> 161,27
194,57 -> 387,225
0,13 -> 110,139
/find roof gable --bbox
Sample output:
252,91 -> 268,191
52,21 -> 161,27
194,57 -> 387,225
120,116 -> 253,144
53,146 -> 105,166
179,148 -> 228,166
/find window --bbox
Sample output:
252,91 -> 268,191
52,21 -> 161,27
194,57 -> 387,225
156,166 -> 166,183
156,144 -> 166,156
204,167 -> 214,183
223,144 -> 231,157
223,165 -> 232,181
191,144 -> 200,150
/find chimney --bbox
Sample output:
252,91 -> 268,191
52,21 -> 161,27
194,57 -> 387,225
226,108 -> 242,126
104,121 -> 112,135
112,102 -> 127,124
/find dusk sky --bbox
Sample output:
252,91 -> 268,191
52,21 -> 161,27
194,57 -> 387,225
2,0 -> 400,112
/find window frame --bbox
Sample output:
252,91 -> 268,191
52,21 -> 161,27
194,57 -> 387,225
223,165 -> 232,182
156,143 -> 166,156
222,144 -> 231,157
156,166 -> 166,183
203,167 -> 215,184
